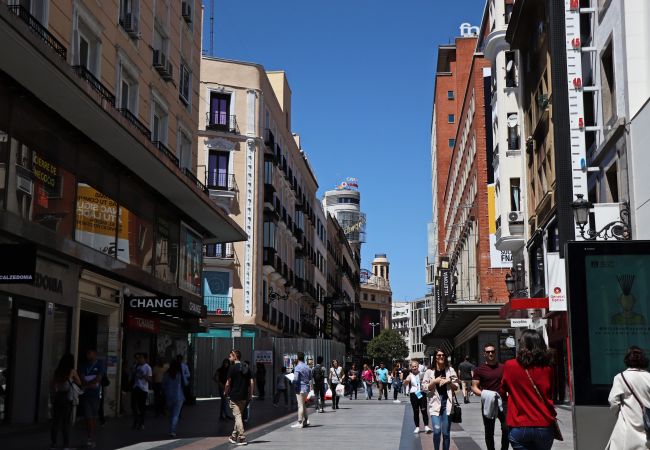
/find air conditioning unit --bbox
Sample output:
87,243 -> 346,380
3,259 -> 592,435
508,211 -> 524,224
162,61 -> 173,81
121,13 -> 139,38
181,2 -> 192,23
152,49 -> 166,68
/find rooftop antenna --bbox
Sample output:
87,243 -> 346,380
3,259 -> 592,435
210,0 -> 215,56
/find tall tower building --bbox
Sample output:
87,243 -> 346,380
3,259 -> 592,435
322,178 -> 366,254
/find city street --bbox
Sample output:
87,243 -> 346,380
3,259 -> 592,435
1,393 -> 576,449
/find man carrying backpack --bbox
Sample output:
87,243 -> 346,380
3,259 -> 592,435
312,356 -> 326,413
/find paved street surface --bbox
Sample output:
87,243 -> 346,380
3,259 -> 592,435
1,393 -> 575,449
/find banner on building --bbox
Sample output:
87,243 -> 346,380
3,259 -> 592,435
547,252 -> 567,311
487,184 -> 513,268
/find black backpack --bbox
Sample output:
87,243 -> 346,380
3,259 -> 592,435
313,364 -> 325,384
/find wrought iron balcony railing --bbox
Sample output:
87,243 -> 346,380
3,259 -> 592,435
204,243 -> 235,259
8,5 -> 67,60
206,112 -> 239,134
153,141 -> 180,167
72,65 -> 116,106
183,168 -> 207,192
204,295 -> 232,315
117,108 -> 152,140
206,172 -> 236,191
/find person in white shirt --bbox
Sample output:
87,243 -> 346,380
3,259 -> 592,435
404,359 -> 431,434
132,353 -> 152,430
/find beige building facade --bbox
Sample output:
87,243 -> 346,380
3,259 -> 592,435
198,57 -> 322,339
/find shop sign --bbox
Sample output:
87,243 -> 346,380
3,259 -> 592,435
547,252 -> 567,311
126,314 -> 160,333
183,298 -> 204,317
231,325 -> 242,338
254,350 -> 273,364
0,243 -> 37,283
127,296 -> 181,310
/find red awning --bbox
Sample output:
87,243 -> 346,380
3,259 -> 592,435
499,297 -> 549,319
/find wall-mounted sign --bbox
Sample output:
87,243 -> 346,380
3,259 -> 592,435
125,295 -> 204,318
335,177 -> 359,191
254,350 -> 272,364
0,243 -> 37,284
126,314 -> 160,333
547,252 -> 567,311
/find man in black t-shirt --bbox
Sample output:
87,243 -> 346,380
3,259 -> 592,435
458,355 -> 475,404
472,343 -> 508,450
224,349 -> 254,446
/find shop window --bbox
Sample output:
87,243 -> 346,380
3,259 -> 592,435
179,224 -> 202,295
154,217 -> 179,283
117,205 -> 153,272
75,183 -> 121,257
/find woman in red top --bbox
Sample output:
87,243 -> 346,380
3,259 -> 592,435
500,329 -> 557,450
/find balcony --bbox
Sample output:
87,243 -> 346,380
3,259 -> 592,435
72,65 -> 115,107
8,5 -> 66,61
204,295 -> 232,316
204,243 -> 235,268
263,129 -> 275,154
153,141 -> 179,167
183,167 -> 207,192
206,112 -> 239,134
207,172 -> 237,213
495,211 -> 525,252
117,108 -> 152,140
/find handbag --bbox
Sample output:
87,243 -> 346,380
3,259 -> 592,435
68,380 -> 83,405
525,369 -> 563,441
335,383 -> 345,396
620,372 -> 650,433
449,391 -> 462,423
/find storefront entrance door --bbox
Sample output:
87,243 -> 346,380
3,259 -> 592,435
10,308 -> 42,423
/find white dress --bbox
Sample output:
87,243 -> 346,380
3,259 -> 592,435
606,368 -> 650,450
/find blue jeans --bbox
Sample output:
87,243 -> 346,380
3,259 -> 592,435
168,399 -> 183,434
364,381 -> 373,399
508,426 -> 554,450
432,402 -> 451,450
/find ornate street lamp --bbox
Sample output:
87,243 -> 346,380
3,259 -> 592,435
570,194 -> 631,240
504,273 -> 515,296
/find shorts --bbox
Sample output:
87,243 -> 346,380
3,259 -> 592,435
81,394 -> 100,418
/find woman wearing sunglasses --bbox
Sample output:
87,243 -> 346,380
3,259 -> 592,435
424,348 -> 459,450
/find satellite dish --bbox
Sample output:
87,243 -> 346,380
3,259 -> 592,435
507,114 -> 519,128
506,60 -> 514,72
505,336 -> 516,348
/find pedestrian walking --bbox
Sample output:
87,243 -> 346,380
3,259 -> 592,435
472,344 -> 508,450
273,367 -> 289,407
153,357 -> 168,417
312,356 -> 327,412
375,362 -> 389,400
224,349 -> 254,446
458,355 -> 475,404
176,355 -> 192,405
402,363 -> 411,396
50,353 -> 81,450
79,349 -> 104,448
163,360 -> 187,437
256,362 -> 267,400
131,352 -> 152,431
606,346 -> 650,449
213,358 -> 232,419
424,348 -> 459,450
348,363 -> 360,400
329,359 -> 345,409
291,352 -> 312,428
392,363 -> 403,402
404,359 -> 431,434
500,329 -> 557,450
361,363 -> 374,399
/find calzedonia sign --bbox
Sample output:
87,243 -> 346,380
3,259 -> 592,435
125,295 -> 204,318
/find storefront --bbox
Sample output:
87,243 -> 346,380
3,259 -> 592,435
0,248 -> 78,425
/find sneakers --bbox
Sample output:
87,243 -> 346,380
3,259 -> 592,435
291,422 -> 304,428
393,400 -> 401,403
304,419 -> 310,427
229,436 -> 239,444
236,437 -> 248,446
413,427 -> 420,434
425,426 -> 432,433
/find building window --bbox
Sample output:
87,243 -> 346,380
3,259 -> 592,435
75,19 -> 101,76
605,162 -> 619,202
448,138 -> 455,148
179,224 -> 202,295
208,92 -> 231,130
600,40 -> 616,125
151,100 -> 168,145
179,63 -> 191,105
507,113 -> 519,150
119,0 -> 139,35
447,90 -> 454,100
155,216 -> 179,283
448,114 -> 455,123
75,183 -> 120,257
118,66 -> 137,112
207,151 -> 229,189
263,221 -> 277,249
510,178 -> 521,212
505,51 -> 517,87
179,130 -> 192,170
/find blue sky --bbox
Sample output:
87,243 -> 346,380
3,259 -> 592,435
205,0 -> 485,301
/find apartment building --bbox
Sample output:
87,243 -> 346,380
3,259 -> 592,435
198,58 -> 323,341
408,295 -> 434,361
359,254 -> 393,357
423,27 -> 510,362
0,0 -> 245,425
391,301 -> 410,344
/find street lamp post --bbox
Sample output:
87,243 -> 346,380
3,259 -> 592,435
369,322 -> 379,367
570,194 -> 631,240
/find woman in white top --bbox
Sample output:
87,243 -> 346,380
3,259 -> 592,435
607,346 -> 650,450
329,359 -> 346,410
423,349 -> 459,450
403,359 -> 431,434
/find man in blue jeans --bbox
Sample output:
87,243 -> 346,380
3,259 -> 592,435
79,349 -> 103,449
291,352 -> 312,428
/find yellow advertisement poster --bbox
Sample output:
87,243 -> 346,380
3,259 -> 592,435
75,183 -> 129,258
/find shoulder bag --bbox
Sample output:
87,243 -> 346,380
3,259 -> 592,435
525,369 -> 563,441
620,371 -> 650,434
449,391 -> 462,423
68,380 -> 83,405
